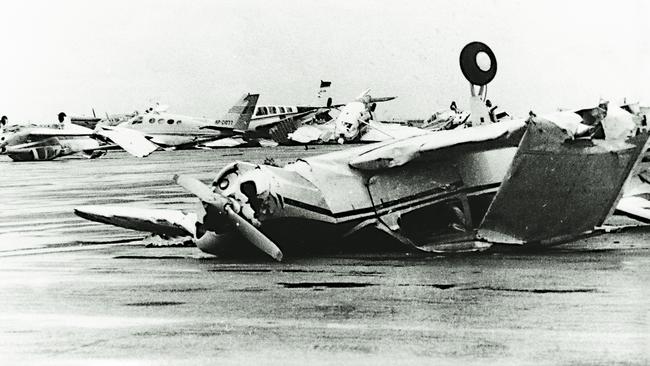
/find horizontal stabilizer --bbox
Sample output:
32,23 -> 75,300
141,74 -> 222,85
74,205 -> 197,238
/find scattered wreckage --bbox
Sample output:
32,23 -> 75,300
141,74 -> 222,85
74,43 -> 650,261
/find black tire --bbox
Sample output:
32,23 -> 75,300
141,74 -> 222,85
459,41 -> 497,86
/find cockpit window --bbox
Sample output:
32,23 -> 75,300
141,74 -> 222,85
269,106 -> 277,114
279,107 -> 285,113
131,116 -> 143,124
257,107 -> 268,116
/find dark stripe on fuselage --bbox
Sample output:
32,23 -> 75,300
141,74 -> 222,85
283,182 -> 502,220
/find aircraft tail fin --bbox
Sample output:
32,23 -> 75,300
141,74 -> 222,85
214,93 -> 259,131
316,80 -> 332,107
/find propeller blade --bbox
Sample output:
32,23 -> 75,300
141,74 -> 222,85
174,174 -> 283,261
223,205 -> 283,261
174,174 -> 227,207
369,96 -> 397,103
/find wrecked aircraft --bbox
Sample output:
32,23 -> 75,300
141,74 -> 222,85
74,43 -> 650,261
0,113 -> 158,161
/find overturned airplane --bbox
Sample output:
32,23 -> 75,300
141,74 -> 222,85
75,42 -> 650,261
288,88 -> 428,145
0,112 -> 158,161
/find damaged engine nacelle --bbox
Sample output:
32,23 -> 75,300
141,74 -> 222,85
194,162 -> 285,256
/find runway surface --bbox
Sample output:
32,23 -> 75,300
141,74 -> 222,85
1,148 -> 649,365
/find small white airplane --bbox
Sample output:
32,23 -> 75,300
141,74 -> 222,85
114,94 -> 260,149
288,89 -> 427,144
0,113 -> 158,161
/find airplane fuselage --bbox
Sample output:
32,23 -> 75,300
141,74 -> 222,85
118,103 -> 314,147
249,105 -> 318,131
199,120 -> 648,255
0,125 -> 104,161
118,112 -> 235,147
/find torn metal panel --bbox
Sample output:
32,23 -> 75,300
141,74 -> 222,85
478,118 -> 649,245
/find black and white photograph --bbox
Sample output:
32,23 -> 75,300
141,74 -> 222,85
1,0 -> 649,364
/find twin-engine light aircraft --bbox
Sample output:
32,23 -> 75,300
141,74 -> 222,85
114,94 -> 260,149
75,42 -> 650,261
0,113 -> 158,161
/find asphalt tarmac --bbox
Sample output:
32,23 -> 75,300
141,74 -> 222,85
1,148 -> 649,365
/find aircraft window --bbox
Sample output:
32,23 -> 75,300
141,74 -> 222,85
269,106 -> 277,114
149,118 -> 155,123
132,116 -> 143,124
257,107 -> 268,116
279,107 -> 285,113
167,119 -> 174,124
157,119 -> 165,124
176,120 -> 182,124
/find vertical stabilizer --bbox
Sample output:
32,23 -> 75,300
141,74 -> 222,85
214,93 -> 259,131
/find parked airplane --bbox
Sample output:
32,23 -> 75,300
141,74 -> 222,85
74,43 -> 650,261
115,94 -> 259,148
0,112 -> 158,161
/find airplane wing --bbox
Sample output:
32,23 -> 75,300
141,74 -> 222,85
359,122 -> 429,143
74,205 -> 197,238
96,126 -> 159,157
349,119 -> 527,170
200,137 -> 247,148
24,126 -> 94,137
